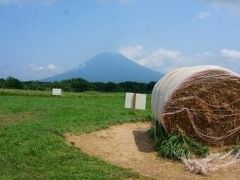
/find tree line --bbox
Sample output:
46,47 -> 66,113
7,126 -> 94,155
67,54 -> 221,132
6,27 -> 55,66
0,77 -> 156,94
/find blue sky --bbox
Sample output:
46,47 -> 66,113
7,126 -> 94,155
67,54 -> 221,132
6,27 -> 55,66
0,0 -> 240,80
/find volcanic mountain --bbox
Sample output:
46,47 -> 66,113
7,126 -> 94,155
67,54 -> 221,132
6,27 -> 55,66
44,52 -> 162,83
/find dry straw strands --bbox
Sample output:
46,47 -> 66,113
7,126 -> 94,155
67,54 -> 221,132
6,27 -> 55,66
152,65 -> 240,146
181,151 -> 240,175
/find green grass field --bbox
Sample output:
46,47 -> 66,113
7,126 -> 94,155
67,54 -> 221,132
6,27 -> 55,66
0,89 -> 152,180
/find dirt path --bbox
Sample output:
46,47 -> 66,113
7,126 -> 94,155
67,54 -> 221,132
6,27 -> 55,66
65,123 -> 240,180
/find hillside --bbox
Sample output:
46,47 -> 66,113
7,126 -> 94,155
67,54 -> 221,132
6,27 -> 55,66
43,52 -> 162,82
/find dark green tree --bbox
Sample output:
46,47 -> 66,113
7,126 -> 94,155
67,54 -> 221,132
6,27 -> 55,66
0,78 -> 6,88
5,77 -> 23,89
104,82 -> 120,92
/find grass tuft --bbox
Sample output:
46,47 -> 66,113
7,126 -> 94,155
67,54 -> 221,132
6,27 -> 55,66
149,122 -> 209,160
158,134 -> 209,160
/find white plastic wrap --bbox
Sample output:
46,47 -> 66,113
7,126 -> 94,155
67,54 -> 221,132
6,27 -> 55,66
152,65 -> 240,130
152,65 -> 240,173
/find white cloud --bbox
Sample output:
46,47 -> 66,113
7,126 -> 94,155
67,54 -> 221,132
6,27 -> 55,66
221,49 -> 240,59
119,45 -> 240,73
138,49 -> 184,72
119,45 -> 145,60
209,0 -> 240,5
26,63 -> 59,72
0,0 -> 59,5
46,63 -> 57,70
119,45 -> 195,72
119,45 -> 184,71
205,0 -> 240,7
203,0 -> 240,15
197,12 -> 211,19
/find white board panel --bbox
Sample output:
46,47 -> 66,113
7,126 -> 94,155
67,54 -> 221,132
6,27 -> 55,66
52,88 -> 62,96
135,93 -> 146,110
125,92 -> 134,108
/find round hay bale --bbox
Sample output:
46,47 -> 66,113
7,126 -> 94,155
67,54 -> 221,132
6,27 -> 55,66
152,65 -> 240,146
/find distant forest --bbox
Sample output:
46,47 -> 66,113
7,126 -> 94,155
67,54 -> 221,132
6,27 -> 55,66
0,77 -> 156,94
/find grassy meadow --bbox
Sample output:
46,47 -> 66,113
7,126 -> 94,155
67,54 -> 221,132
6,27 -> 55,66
0,89 -> 152,180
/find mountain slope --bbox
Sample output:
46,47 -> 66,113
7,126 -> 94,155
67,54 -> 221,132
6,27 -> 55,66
44,52 -> 162,83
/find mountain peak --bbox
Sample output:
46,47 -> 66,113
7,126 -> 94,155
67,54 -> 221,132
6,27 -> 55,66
86,52 -> 131,64
94,52 -> 123,58
43,53 -> 162,83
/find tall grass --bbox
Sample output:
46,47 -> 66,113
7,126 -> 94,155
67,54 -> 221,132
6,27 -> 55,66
149,122 -> 209,160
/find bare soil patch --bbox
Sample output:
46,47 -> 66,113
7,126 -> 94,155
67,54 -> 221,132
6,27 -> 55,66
66,123 -> 240,180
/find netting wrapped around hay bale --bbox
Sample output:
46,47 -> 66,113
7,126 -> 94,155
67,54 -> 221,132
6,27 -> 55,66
152,65 -> 240,146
